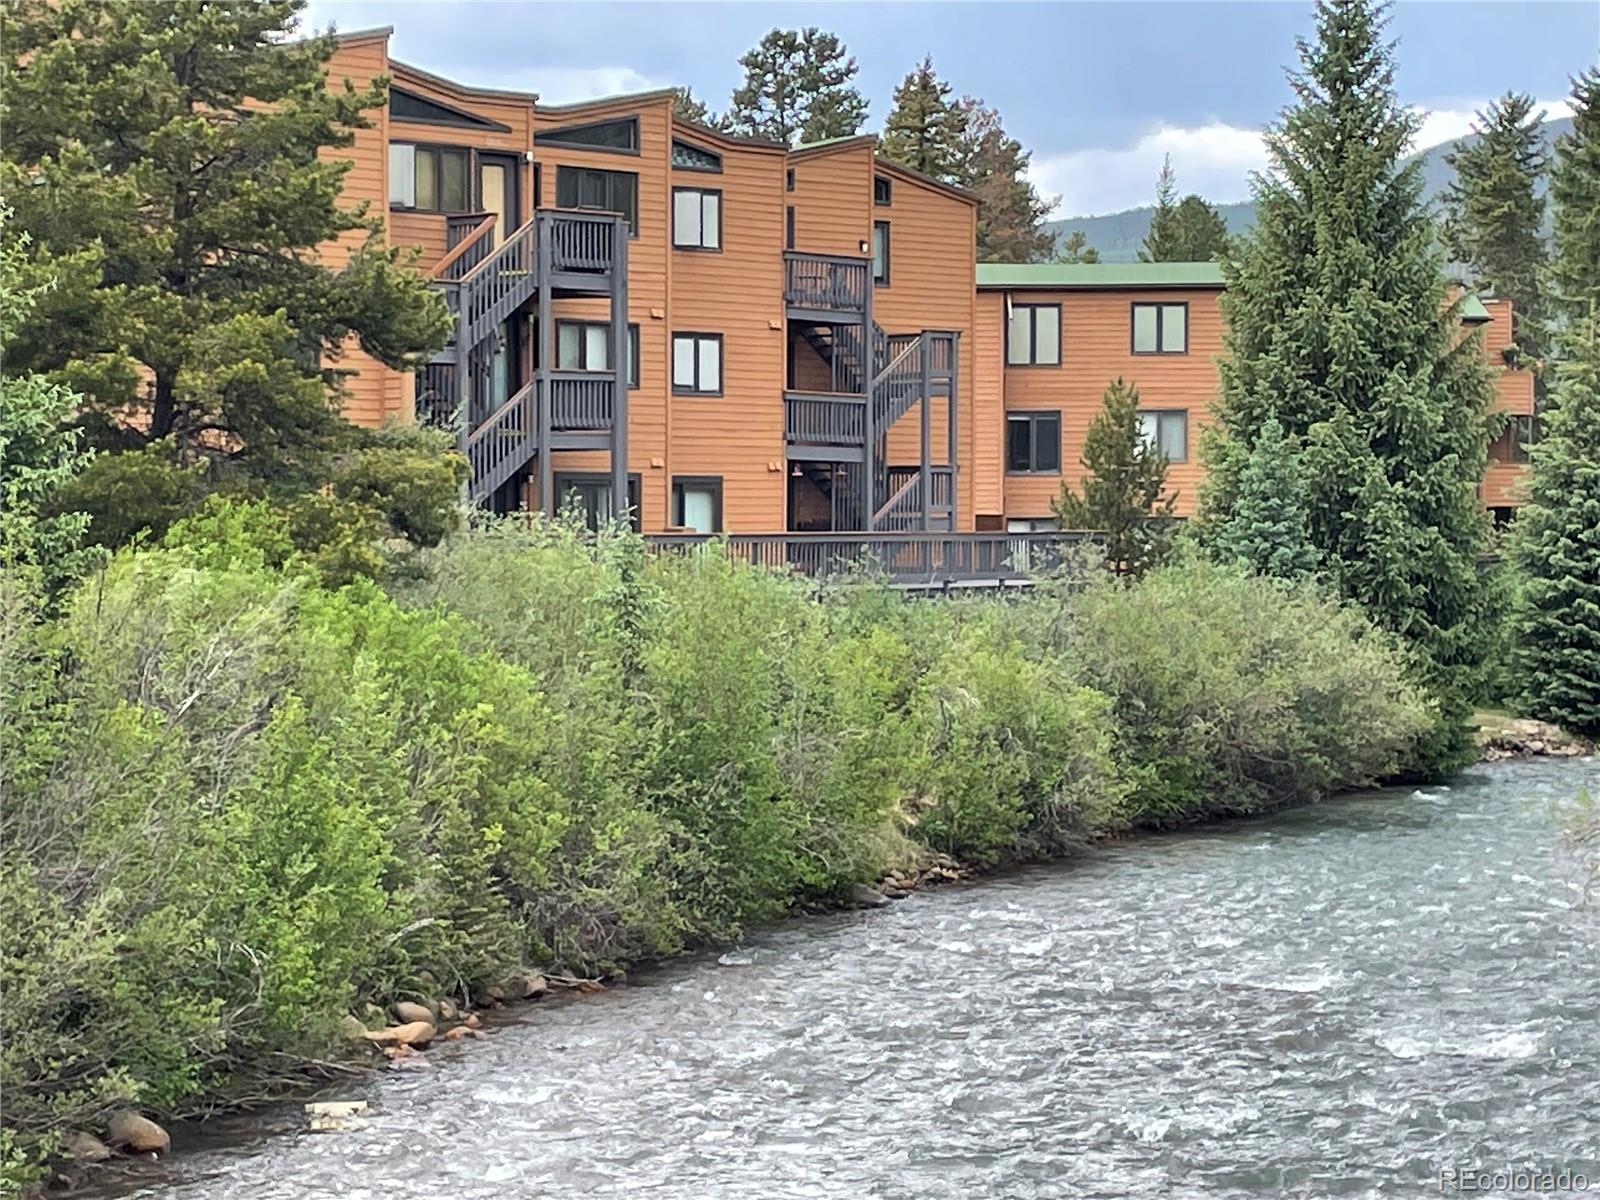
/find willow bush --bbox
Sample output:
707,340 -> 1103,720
1,509 -> 1428,1178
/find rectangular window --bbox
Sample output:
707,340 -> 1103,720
672,332 -> 722,395
872,221 -> 890,286
786,167 -> 795,192
1490,414 -> 1536,463
555,166 -> 638,233
786,205 -> 796,251
554,473 -> 641,532
672,187 -> 721,250
874,175 -> 892,206
1007,303 -> 1061,366
1006,412 -> 1061,473
388,143 -> 469,211
1007,517 -> 1059,533
671,477 -> 724,533
1138,410 -> 1188,462
554,320 -> 639,388
1132,302 -> 1188,354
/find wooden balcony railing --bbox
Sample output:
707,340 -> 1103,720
784,252 -> 869,314
785,392 -> 866,446
548,211 -> 621,274
547,371 -> 615,430
645,532 -> 1090,584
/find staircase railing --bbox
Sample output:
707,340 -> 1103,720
435,213 -> 498,282
464,380 -> 537,504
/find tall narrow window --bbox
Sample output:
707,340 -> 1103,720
1006,412 -> 1061,473
872,221 -> 890,285
672,187 -> 721,249
1007,303 -> 1061,366
555,166 -> 638,232
786,205 -> 796,250
1137,410 -> 1188,461
672,333 -> 722,395
1132,302 -> 1188,354
671,477 -> 723,533
874,175 -> 892,206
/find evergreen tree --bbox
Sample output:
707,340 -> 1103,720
1443,91 -> 1550,366
726,27 -> 867,147
2,0 -> 457,560
1198,0 -> 1496,774
958,99 -> 1056,263
673,86 -> 716,128
1509,69 -> 1600,737
1054,230 -> 1101,264
1141,158 -> 1230,260
881,56 -> 966,181
1053,378 -> 1176,578
1207,416 -> 1320,579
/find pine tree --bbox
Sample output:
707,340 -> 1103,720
1198,0 -> 1496,775
1053,378 -> 1176,578
1141,158 -> 1230,261
1139,156 -> 1180,261
958,99 -> 1056,263
1443,91 -> 1550,366
1509,69 -> 1600,737
673,86 -> 716,128
2,0 -> 457,556
726,28 -> 868,147
1207,416 -> 1320,579
1054,230 -> 1101,264
881,56 -> 966,181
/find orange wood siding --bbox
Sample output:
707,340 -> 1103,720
789,143 -> 873,258
665,127 -> 788,532
972,291 -> 1006,519
1000,288 -> 1224,519
1477,298 -> 1535,509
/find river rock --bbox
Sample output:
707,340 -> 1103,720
502,972 -> 548,1000
63,1131 -> 112,1162
393,1001 -> 434,1025
362,1020 -> 436,1047
465,1013 -> 482,1029
443,1025 -> 471,1042
437,998 -> 459,1022
849,883 -> 890,908
106,1111 -> 170,1155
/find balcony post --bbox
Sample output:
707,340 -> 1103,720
919,332 -> 932,531
609,215 -> 630,526
948,332 -> 959,531
536,214 -> 554,517
862,278 -> 875,531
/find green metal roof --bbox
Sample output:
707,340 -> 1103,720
1458,293 -> 1491,322
976,262 -> 1225,289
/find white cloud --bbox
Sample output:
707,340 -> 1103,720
516,66 -> 669,105
1035,97 -> 1575,220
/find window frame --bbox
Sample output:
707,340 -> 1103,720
785,205 -> 796,251
1131,301 -> 1190,355
388,141 -> 472,213
874,175 -> 892,206
872,220 -> 891,287
555,165 -> 639,235
552,471 -> 642,533
389,87 -> 509,132
1490,413 -> 1537,464
671,332 -> 724,396
1006,302 -> 1062,367
786,167 -> 796,192
552,319 -> 640,389
1006,410 -> 1062,474
1137,408 -> 1189,463
671,475 -> 725,533
536,116 -> 640,155
671,138 -> 723,172
672,186 -> 723,251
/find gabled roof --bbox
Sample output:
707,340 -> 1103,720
977,262 -> 1225,290
1458,293 -> 1491,323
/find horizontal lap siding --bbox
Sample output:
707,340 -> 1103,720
1001,288 -> 1224,519
1479,299 -> 1533,508
972,292 -> 1005,518
538,98 -> 672,529
667,135 -> 787,533
790,147 -> 871,258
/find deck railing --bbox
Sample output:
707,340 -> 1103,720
784,252 -> 869,313
646,531 -> 1090,584
785,393 -> 867,445
548,211 -> 620,274
548,371 -> 615,430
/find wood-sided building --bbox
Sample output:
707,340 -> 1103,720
1469,295 -> 1538,521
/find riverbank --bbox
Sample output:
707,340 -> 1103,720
2,514 -> 1448,1191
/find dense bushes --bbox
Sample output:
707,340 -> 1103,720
1,512 -> 1427,1180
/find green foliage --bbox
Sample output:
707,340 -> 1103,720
1199,0 -> 1495,777
725,27 -> 867,146
2,0 -> 453,551
1546,69 -> 1600,335
881,56 -> 967,182
672,86 -> 716,128
1053,377 -> 1177,577
1205,416 -> 1321,579
1443,91 -> 1550,367
1140,157 -> 1230,262
1053,230 -> 1100,264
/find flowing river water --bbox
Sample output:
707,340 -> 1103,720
90,759 -> 1599,1199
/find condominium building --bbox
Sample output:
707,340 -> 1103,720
323,29 -> 1535,541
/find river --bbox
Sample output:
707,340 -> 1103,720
88,759 -> 1599,1199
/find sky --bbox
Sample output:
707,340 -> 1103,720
300,1 -> 1597,217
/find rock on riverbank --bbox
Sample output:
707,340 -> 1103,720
1477,715 -> 1593,762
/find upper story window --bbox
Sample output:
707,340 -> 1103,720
555,319 -> 639,389
389,87 -> 508,131
1138,410 -> 1188,462
1006,411 -> 1061,473
1007,302 -> 1061,366
673,187 -> 721,250
672,139 -> 722,171
1132,302 -> 1188,354
672,332 -> 723,395
786,206 -> 795,251
537,117 -> 638,153
556,166 -> 638,233
874,175 -> 892,206
1489,414 -> 1537,464
872,221 -> 890,285
389,143 -> 469,211
786,167 -> 796,192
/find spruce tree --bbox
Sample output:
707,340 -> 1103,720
726,28 -> 868,146
958,99 -> 1056,263
1054,230 -> 1101,264
1053,378 -> 1176,578
881,56 -> 966,182
2,0 -> 457,557
1142,158 -> 1230,261
1139,156 -> 1180,261
1509,69 -> 1600,737
1199,0 -> 1495,774
1443,92 -> 1550,366
1207,417 -> 1320,579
